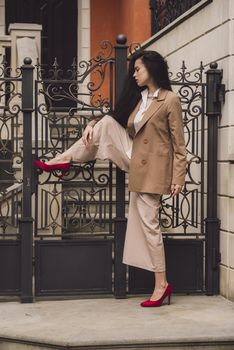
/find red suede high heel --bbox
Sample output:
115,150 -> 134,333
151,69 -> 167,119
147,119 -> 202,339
140,282 -> 172,307
34,159 -> 71,173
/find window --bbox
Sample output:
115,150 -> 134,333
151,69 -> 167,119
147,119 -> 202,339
150,0 -> 213,35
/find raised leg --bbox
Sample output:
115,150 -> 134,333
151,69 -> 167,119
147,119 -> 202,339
46,115 -> 133,173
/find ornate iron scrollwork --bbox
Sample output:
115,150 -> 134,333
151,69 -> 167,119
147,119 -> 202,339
0,56 -> 23,237
159,60 -> 206,236
35,41 -> 115,238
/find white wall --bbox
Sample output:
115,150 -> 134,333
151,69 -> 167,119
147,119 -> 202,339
78,0 -> 90,63
143,0 -> 234,301
77,0 -> 91,99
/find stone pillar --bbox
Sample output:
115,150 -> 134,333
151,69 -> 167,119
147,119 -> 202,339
8,23 -> 42,71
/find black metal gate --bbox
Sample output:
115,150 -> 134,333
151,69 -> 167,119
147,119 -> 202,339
0,36 -> 225,302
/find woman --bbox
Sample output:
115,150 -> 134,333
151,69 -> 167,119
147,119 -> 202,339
35,50 -> 187,307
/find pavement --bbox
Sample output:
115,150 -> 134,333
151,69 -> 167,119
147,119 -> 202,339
0,294 -> 234,350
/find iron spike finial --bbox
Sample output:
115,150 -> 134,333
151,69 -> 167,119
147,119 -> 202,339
199,61 -> 204,71
1,54 -> 7,66
181,60 -> 186,71
71,57 -> 77,68
53,57 -> 59,68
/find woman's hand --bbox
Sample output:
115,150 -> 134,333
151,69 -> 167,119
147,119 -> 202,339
82,124 -> 94,146
170,184 -> 182,197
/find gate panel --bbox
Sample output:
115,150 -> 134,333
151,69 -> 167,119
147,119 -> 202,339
0,60 -> 23,297
129,239 -> 204,294
128,61 -> 207,294
35,240 -> 112,296
0,240 -> 21,295
34,41 -> 116,296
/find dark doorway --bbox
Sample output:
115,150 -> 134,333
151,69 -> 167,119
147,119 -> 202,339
5,0 -> 78,75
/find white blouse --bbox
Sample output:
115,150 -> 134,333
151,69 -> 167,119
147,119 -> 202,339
126,87 -> 161,159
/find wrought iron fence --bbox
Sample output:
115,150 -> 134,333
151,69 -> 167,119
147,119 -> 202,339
0,36 -> 224,300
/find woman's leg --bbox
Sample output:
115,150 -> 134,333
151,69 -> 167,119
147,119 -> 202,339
152,271 -> 168,301
123,191 -> 168,300
46,115 -> 133,172
137,192 -> 168,301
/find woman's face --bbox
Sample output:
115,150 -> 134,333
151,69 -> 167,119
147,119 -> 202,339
133,58 -> 151,86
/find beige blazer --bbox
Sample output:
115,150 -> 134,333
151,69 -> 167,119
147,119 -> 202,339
126,88 -> 187,194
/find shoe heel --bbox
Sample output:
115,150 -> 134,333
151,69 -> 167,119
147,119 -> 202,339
168,294 -> 171,305
58,172 -> 65,180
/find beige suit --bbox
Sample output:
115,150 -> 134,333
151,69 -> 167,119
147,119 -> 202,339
126,88 -> 187,194
60,89 -> 186,272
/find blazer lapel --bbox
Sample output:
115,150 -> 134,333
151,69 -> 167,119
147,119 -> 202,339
127,88 -> 169,138
126,99 -> 142,138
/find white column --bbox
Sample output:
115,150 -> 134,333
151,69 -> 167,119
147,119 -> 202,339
77,0 -> 91,105
0,0 -> 5,35
78,0 -> 90,64
8,23 -> 42,71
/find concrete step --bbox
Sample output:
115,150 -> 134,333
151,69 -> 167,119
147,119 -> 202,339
0,295 -> 233,350
0,341 -> 234,350
0,341 -> 233,350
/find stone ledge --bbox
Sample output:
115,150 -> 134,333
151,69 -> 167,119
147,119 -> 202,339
0,295 -> 233,350
0,338 -> 234,350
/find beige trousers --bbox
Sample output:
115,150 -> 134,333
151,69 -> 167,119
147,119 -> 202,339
59,115 -> 166,273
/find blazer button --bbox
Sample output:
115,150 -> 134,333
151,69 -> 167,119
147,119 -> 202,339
143,139 -> 148,144
141,159 -> 147,165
